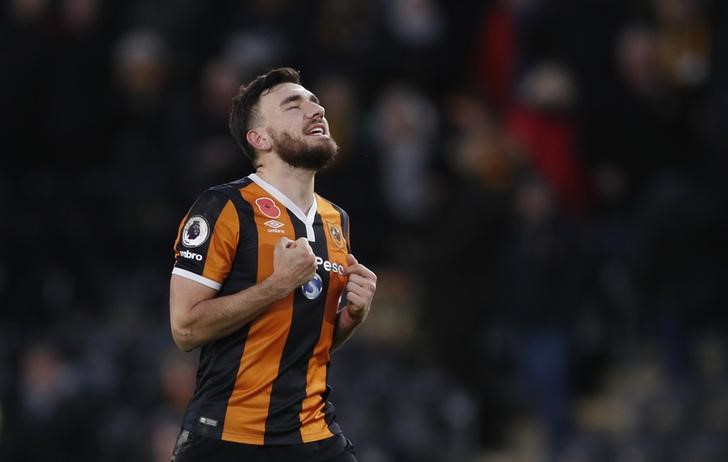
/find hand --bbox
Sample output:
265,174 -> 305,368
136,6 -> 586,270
270,237 -> 317,295
343,254 -> 376,324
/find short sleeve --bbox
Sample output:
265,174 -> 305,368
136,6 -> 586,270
172,189 -> 240,290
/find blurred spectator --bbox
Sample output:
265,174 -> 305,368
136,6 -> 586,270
607,20 -> 705,195
505,62 -> 589,215
6,340 -> 100,460
221,31 -> 285,82
19,343 -> 77,423
471,0 -> 518,112
654,0 -> 711,88
110,28 -> 173,166
61,0 -> 99,35
173,56 -> 247,196
444,92 -> 521,192
384,0 -> 444,48
503,177 -> 579,452
382,0 -> 446,84
307,0 -> 389,80
370,85 -> 438,228
9,0 -> 50,23
201,58 -> 241,122
616,25 -> 662,98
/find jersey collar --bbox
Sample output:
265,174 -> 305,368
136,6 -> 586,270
249,173 -> 318,241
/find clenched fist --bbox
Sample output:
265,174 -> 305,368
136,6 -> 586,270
270,237 -> 317,295
343,254 -> 376,324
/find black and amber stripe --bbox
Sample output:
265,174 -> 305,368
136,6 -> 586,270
178,179 -> 349,445
297,197 -> 348,442
219,181 -> 297,444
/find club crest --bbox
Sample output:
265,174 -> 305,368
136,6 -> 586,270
326,221 -> 346,251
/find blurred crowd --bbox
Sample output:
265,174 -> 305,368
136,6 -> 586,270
1,0 -> 727,461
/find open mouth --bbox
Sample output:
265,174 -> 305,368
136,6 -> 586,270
305,125 -> 327,136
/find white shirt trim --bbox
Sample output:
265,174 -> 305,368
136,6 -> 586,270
249,173 -> 317,241
172,267 -> 222,290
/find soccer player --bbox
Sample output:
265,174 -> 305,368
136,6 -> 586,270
168,67 -> 377,462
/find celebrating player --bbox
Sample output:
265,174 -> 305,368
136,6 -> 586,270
168,67 -> 376,462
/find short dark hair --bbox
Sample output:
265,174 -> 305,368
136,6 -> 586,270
229,67 -> 301,162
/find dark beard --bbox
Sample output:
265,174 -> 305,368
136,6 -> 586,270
268,129 -> 339,171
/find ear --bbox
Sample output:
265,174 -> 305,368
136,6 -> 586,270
246,128 -> 271,152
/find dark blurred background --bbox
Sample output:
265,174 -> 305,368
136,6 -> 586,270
1,0 -> 728,460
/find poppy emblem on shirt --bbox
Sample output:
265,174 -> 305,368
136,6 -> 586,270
256,197 -> 281,219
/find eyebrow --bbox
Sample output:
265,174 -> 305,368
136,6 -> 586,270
279,93 -> 320,107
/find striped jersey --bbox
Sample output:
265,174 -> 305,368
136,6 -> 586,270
171,173 -> 350,445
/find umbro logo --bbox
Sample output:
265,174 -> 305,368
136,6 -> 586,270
264,219 -> 286,233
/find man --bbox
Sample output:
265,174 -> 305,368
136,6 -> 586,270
168,67 -> 376,461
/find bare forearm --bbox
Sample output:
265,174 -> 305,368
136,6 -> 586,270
173,277 -> 287,351
330,308 -> 362,353
331,256 -> 377,352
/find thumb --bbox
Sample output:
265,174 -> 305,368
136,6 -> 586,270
277,237 -> 294,249
346,254 -> 358,268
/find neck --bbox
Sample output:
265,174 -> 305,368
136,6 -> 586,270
255,156 -> 316,213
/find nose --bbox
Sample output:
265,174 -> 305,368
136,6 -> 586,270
305,101 -> 325,119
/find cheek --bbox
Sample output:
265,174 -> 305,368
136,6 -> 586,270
279,123 -> 302,137
280,114 -> 302,129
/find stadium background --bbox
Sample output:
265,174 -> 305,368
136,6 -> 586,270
1,0 -> 727,460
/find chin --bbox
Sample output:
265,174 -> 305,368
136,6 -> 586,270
270,129 -> 339,170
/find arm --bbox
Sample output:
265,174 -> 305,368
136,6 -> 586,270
170,274 -> 286,352
331,254 -> 377,353
170,237 -> 317,352
331,307 -> 365,353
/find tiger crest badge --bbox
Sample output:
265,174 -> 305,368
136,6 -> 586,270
326,221 -> 346,251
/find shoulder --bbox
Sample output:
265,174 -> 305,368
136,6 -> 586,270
316,194 -> 349,219
194,177 -> 254,205
206,176 -> 254,197
183,178 -> 255,222
316,194 -> 350,239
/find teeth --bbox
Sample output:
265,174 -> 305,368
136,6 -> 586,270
308,128 -> 324,135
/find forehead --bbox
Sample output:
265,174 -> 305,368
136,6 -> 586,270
260,82 -> 314,108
